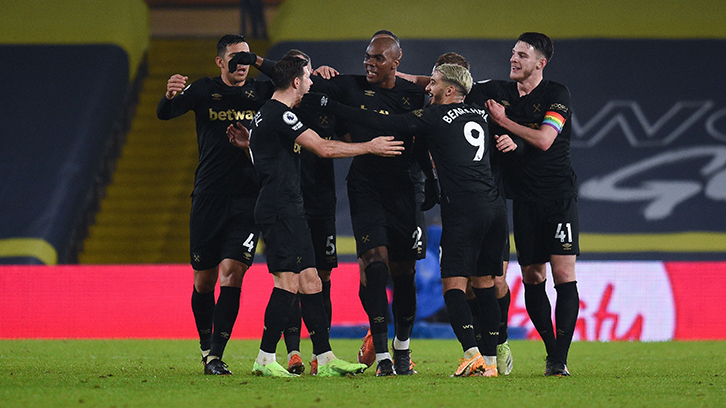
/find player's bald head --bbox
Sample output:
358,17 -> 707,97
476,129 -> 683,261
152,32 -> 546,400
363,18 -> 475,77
367,37 -> 401,62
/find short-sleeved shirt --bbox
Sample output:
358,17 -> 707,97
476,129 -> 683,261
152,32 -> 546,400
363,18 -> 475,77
467,79 -> 578,202
157,76 -> 274,197
249,99 -> 309,224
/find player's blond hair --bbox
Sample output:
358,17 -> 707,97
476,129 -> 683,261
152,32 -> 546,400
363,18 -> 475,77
435,63 -> 473,95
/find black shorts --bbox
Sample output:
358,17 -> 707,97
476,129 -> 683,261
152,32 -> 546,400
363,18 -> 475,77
439,197 -> 507,279
189,194 -> 259,270
347,178 -> 422,262
306,214 -> 338,272
512,197 -> 580,266
260,217 -> 316,274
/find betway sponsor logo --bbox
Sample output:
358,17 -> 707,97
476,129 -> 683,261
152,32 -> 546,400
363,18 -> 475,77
209,108 -> 256,121
506,262 -> 675,341
571,101 -> 725,147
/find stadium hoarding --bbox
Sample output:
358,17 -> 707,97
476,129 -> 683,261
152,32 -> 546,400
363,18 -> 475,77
1,261 -> 725,341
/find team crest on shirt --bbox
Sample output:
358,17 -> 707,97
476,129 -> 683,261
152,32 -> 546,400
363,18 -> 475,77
245,90 -> 256,99
402,96 -> 411,107
501,100 -> 510,107
212,93 -> 222,101
364,90 -> 376,97
283,111 -> 299,126
318,114 -> 330,128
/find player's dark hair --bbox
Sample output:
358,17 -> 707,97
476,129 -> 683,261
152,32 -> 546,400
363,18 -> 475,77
283,49 -> 311,65
435,52 -> 470,70
517,32 -> 554,62
272,55 -> 308,90
216,34 -> 247,57
371,30 -> 400,45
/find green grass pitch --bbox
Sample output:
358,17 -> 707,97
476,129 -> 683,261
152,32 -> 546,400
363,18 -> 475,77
2,339 -> 725,407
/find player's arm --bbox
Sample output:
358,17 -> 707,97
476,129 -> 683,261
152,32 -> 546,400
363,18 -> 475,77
494,134 -> 524,154
227,122 -> 252,159
157,74 -> 194,120
412,135 -> 440,210
485,99 -> 558,151
295,129 -> 404,159
313,65 -> 339,79
228,51 -> 275,77
396,71 -> 430,88
301,92 -> 423,134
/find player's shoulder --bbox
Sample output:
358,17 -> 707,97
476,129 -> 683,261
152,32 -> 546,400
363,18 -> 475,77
183,76 -> 215,93
328,74 -> 363,86
540,80 -> 572,109
394,76 -> 426,94
264,100 -> 304,130
542,80 -> 571,96
245,77 -> 274,90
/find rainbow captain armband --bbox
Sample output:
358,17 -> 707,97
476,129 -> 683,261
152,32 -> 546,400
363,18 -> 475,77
542,111 -> 566,133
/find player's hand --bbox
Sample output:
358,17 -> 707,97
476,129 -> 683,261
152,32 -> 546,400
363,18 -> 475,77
420,177 -> 440,211
313,65 -> 339,79
165,74 -> 188,99
301,92 -> 336,111
495,134 -> 517,153
485,99 -> 507,126
227,122 -> 250,149
369,136 -> 404,157
228,52 -> 257,72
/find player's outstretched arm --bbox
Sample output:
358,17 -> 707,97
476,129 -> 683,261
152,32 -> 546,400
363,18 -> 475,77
296,130 -> 403,159
312,65 -> 339,79
301,93 -> 411,133
396,71 -> 430,88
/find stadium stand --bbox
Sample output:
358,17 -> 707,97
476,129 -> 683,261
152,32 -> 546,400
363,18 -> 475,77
0,1 -> 149,264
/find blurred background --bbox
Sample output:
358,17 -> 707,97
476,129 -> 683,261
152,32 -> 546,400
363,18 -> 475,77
1,0 -> 724,341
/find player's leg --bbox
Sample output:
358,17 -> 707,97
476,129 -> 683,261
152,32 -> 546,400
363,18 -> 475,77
298,267 -> 367,377
356,259 -> 376,367
389,259 -> 417,375
469,204 -> 506,377
545,197 -> 580,376
201,259 -> 247,375
348,180 -> 394,375
189,194 -> 236,374
283,295 -> 303,373
443,276 -> 487,377
386,191 -> 421,375
299,215 -> 337,374
521,262 -> 557,360
495,260 -> 514,375
192,267 -> 218,365
205,197 -> 258,374
252,219 -> 306,378
548,254 -> 578,376
513,200 -> 558,368
253,270 -> 299,377
471,276 -> 499,378
359,247 -> 395,376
